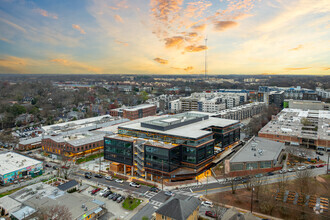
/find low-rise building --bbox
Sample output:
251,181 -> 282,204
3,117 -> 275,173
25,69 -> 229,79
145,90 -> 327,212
42,132 -> 104,159
0,182 -> 106,220
0,152 -> 43,185
155,196 -> 200,220
213,102 -> 266,121
225,137 -> 284,175
110,104 -> 156,120
259,108 -> 330,151
284,99 -> 330,110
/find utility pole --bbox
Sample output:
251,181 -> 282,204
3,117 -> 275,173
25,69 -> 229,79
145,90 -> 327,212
251,187 -> 254,213
327,153 -> 329,174
204,37 -> 208,80
161,160 -> 164,190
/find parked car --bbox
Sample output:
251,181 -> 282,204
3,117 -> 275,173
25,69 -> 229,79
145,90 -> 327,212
129,182 -> 141,188
233,177 -> 243,182
85,172 -> 92,179
53,166 -> 58,170
99,189 -> 108,197
266,172 -> 275,176
205,211 -> 217,218
164,191 -> 174,196
115,179 -> 124,183
288,168 -> 295,172
112,194 -> 121,201
103,191 -> 112,197
105,176 -> 113,181
94,174 -> 103,178
316,164 -> 325,168
297,166 -> 306,171
108,193 -> 116,200
91,188 -> 101,195
279,169 -> 287,174
316,151 -> 324,156
310,165 -> 316,169
117,196 -> 125,203
150,187 -> 160,193
255,173 -> 263,178
45,164 -> 51,168
201,201 -> 213,207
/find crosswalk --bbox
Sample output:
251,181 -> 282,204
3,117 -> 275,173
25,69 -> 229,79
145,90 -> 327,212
149,200 -> 163,208
144,191 -> 158,199
172,189 -> 201,198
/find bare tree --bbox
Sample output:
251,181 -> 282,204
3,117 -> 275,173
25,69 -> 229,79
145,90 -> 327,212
277,173 -> 289,192
259,185 -> 277,216
59,156 -> 76,179
252,176 -> 265,202
212,205 -> 226,220
37,205 -> 72,220
295,169 -> 313,196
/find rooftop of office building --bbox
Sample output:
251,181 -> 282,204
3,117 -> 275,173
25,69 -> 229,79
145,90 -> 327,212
230,137 -> 284,163
119,111 -> 239,139
259,108 -> 330,140
0,152 -> 42,175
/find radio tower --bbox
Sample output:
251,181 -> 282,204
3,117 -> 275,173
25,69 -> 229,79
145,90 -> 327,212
204,37 -> 208,80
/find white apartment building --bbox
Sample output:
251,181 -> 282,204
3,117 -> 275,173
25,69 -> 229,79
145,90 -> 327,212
316,87 -> 330,99
169,99 -> 182,113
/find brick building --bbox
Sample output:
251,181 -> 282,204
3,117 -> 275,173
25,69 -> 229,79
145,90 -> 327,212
110,104 -> 156,120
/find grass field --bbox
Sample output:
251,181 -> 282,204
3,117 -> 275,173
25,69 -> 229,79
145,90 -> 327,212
122,197 -> 142,210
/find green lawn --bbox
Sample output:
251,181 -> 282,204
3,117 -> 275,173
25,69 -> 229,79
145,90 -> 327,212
76,152 -> 104,164
122,198 -> 142,210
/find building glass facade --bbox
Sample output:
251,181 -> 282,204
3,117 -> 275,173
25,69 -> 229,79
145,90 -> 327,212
104,138 -> 133,165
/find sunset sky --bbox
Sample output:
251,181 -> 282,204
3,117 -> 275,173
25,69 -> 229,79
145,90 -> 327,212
0,0 -> 329,75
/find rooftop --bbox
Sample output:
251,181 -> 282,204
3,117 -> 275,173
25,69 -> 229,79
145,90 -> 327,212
230,137 -> 284,163
119,112 -> 238,139
57,180 -> 79,191
47,132 -> 105,147
259,108 -> 330,140
112,104 -> 155,112
0,152 -> 42,175
156,196 -> 200,220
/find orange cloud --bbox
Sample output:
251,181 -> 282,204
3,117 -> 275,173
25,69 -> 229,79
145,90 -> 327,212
164,36 -> 184,48
184,45 -> 207,52
150,0 -> 184,23
0,37 -> 12,44
109,0 -> 128,10
50,58 -> 102,73
184,66 -> 193,71
114,15 -> 124,23
115,40 -> 128,46
154,57 -> 168,65
214,21 -> 238,31
34,8 -> 58,19
284,67 -> 311,71
187,32 -> 198,37
72,24 -> 86,34
191,23 -> 207,31
184,1 -> 212,18
321,67 -> 330,71
289,44 -> 303,51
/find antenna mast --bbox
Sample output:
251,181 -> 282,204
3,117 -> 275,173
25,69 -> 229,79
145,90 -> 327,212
204,37 -> 208,80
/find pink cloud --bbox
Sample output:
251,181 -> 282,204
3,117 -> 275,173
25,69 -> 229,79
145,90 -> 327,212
34,8 -> 58,19
72,24 -> 86,34
114,15 -> 124,23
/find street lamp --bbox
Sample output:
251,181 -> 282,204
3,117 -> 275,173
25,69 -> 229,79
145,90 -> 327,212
250,187 -> 254,213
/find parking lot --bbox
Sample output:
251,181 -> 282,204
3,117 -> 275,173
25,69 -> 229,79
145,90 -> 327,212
80,185 -> 146,219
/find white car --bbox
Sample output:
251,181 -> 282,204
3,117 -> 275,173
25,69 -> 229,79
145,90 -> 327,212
297,166 -> 306,171
279,169 -> 287,174
105,176 -> 112,181
201,201 -> 213,207
129,182 -> 141,188
99,189 -> 108,196
115,179 -> 124,183
164,191 -> 174,196
288,168 -> 295,172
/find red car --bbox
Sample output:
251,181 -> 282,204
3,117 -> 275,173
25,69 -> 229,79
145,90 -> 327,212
316,164 -> 325,168
91,188 -> 101,195
205,211 -> 217,218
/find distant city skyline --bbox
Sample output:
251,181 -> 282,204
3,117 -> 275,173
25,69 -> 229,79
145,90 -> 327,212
0,0 -> 329,75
